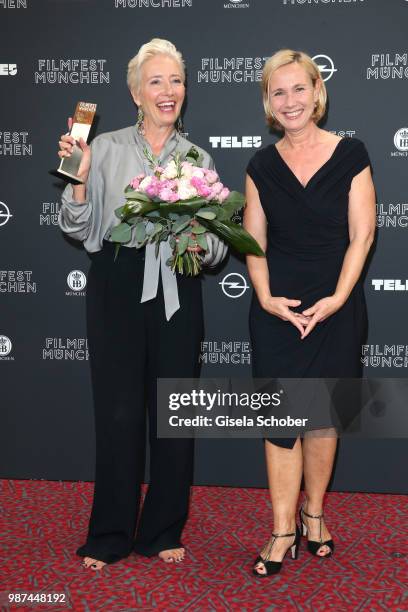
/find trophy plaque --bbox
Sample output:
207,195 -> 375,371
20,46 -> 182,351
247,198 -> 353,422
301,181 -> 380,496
57,101 -> 97,182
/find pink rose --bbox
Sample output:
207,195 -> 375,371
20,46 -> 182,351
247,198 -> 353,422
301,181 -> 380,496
160,187 -> 179,203
190,176 -> 212,198
210,181 -> 223,198
129,173 -> 145,189
144,176 -> 160,198
217,187 -> 230,203
205,169 -> 219,185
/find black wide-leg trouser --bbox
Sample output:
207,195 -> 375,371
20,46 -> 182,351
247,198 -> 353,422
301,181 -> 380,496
76,241 -> 203,563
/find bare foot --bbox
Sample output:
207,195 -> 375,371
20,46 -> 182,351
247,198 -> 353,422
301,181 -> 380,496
158,547 -> 185,563
82,556 -> 107,570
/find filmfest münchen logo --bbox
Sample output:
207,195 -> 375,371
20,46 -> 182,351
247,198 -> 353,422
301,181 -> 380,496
199,340 -> 251,365
114,0 -> 192,6
198,57 -> 268,84
0,0 -> 27,6
0,131 -> 32,156
377,202 -> 408,229
283,0 -> 364,4
362,344 -> 408,368
40,202 -> 60,226
66,270 -> 87,296
219,273 -> 250,298
34,59 -> 109,84
224,0 -> 250,8
0,335 -> 13,361
330,129 -> 356,138
0,271 -> 37,293
42,337 -> 89,361
0,202 -> 12,226
367,53 -> 408,80
0,64 -> 17,76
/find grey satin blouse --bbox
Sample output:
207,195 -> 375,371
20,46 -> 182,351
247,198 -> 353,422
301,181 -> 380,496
59,125 -> 228,319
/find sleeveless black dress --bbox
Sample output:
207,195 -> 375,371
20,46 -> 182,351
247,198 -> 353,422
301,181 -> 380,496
247,137 -> 371,448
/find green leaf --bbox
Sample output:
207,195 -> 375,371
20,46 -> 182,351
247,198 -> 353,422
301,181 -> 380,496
110,222 -> 132,244
115,205 -> 126,219
152,222 -> 164,236
135,222 -> 146,243
198,218 -> 265,256
124,191 -> 151,202
196,210 -> 216,220
127,216 -> 143,226
177,233 -> 189,255
196,233 -> 208,251
216,191 -> 245,221
173,218 -> 192,234
123,200 -> 159,218
190,223 -> 207,234
188,236 -> 197,248
158,198 -> 207,216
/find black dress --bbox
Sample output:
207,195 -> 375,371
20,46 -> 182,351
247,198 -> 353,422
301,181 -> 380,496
247,137 -> 371,449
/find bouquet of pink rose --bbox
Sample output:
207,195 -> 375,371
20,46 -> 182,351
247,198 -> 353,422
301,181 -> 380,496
111,146 -> 264,275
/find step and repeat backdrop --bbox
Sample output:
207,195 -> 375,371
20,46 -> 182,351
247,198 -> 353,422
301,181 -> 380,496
1,0 -> 407,493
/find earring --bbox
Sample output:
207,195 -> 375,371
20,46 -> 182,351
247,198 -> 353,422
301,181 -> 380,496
136,107 -> 145,135
176,115 -> 184,135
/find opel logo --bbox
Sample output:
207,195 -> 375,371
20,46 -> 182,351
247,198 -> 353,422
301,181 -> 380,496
219,273 -> 250,298
0,202 -> 12,227
312,54 -> 337,82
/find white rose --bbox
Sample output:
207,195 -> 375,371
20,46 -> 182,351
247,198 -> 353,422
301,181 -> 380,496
138,176 -> 153,191
177,178 -> 198,200
163,160 -> 178,179
191,168 -> 205,179
181,162 -> 194,179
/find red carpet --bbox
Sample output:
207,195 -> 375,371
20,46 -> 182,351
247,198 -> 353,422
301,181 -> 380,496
1,480 -> 407,611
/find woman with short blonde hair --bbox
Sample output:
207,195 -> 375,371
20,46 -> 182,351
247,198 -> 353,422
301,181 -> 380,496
245,48 -> 375,577
58,38 -> 226,571
261,49 -> 327,130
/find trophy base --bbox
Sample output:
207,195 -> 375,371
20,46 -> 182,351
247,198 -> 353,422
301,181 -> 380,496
55,167 -> 86,184
57,143 -> 85,183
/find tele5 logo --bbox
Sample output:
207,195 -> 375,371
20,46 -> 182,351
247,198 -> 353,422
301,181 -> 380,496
209,136 -> 262,149
0,64 -> 17,76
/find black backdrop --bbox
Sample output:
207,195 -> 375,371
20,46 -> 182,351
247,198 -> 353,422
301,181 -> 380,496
1,0 -> 407,493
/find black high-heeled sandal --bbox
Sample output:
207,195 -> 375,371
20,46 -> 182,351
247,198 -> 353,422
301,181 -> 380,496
253,525 -> 301,577
299,503 -> 334,557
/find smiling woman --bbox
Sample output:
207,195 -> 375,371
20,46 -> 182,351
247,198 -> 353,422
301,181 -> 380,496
244,48 -> 376,577
57,38 -> 227,573
127,39 -> 186,141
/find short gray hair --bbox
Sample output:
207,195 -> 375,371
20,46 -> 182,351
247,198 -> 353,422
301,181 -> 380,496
127,38 -> 185,93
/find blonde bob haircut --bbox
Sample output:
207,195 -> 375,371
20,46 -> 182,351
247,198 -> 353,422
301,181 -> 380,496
127,38 -> 185,94
262,49 -> 327,130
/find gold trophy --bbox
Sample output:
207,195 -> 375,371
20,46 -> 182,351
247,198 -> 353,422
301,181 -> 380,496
57,101 -> 97,182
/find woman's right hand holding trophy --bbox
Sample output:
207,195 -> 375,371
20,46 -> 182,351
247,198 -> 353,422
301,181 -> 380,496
58,116 -> 92,201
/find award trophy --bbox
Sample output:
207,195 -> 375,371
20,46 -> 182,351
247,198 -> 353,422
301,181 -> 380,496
57,101 -> 97,182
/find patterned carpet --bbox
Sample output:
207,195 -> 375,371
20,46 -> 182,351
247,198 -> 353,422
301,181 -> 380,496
1,480 -> 407,611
